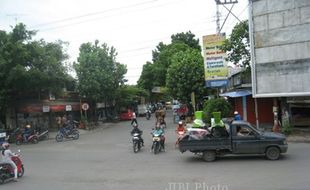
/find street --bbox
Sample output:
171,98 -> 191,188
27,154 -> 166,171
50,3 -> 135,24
2,110 -> 310,190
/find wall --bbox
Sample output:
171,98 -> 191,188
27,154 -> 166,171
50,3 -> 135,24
250,0 -> 310,97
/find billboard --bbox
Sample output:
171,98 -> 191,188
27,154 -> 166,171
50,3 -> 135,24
249,0 -> 310,97
203,33 -> 228,88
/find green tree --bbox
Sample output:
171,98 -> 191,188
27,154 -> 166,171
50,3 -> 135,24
74,40 -> 127,116
203,98 -> 232,124
166,48 -> 205,103
171,31 -> 201,51
0,24 -> 71,121
221,20 -> 250,67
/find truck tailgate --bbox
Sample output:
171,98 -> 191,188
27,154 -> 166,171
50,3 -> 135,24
179,135 -> 231,153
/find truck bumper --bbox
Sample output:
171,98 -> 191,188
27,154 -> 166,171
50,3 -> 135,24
279,145 -> 288,153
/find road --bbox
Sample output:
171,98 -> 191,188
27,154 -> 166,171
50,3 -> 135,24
2,110 -> 310,190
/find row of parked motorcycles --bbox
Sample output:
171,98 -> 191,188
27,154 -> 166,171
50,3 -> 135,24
0,121 -> 80,184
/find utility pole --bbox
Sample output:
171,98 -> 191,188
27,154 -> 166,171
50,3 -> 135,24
214,0 -> 238,34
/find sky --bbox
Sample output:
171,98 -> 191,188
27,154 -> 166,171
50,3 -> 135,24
0,0 -> 249,84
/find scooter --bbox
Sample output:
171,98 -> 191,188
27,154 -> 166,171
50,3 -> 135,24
132,133 -> 143,153
36,127 -> 49,141
15,132 -> 39,145
146,111 -> 151,120
151,131 -> 165,154
175,130 -> 186,147
0,150 -> 24,184
55,127 -> 79,142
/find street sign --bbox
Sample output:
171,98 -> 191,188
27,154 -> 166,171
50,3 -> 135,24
42,105 -> 50,113
81,103 -> 89,111
66,105 -> 72,111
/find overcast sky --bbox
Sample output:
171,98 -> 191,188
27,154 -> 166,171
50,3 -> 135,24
0,0 -> 249,84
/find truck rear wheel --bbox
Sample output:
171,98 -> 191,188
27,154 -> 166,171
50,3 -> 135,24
202,150 -> 216,162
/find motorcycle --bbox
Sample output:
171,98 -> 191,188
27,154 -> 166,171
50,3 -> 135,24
35,127 -> 49,141
146,111 -> 151,120
132,133 -> 143,153
175,130 -> 186,147
15,132 -> 39,145
151,131 -> 165,154
55,127 -> 79,142
0,150 -> 24,184
6,128 -> 21,143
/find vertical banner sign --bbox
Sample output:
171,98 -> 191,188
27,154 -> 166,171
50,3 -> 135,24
203,33 -> 228,87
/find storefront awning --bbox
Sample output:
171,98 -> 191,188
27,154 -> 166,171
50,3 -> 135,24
220,90 -> 252,98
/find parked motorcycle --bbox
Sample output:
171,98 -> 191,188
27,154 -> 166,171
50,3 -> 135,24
55,127 -> 79,142
132,133 -> 143,153
15,132 -> 39,145
0,150 -> 24,184
35,127 -> 49,141
6,128 -> 21,143
151,131 -> 165,154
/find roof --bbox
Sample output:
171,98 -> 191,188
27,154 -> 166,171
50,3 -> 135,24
219,90 -> 252,98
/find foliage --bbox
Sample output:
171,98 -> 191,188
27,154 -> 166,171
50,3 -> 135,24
202,98 -> 232,124
166,48 -> 205,103
221,20 -> 250,67
114,85 -> 148,110
282,119 -> 293,135
74,40 -> 127,104
0,23 -> 71,118
139,32 -> 201,89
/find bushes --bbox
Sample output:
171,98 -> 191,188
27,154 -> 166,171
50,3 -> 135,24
203,98 -> 232,124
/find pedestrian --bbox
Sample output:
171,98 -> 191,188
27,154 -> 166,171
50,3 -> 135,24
234,111 -> 242,121
131,111 -> 138,125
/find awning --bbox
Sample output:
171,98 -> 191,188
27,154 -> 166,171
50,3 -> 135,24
220,90 -> 252,98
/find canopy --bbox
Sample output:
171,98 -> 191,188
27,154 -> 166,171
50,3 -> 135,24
220,90 -> 252,98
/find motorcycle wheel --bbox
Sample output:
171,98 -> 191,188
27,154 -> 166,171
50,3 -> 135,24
16,139 -> 22,146
56,133 -> 64,142
133,141 -> 139,153
32,137 -> 39,144
154,142 -> 160,155
72,131 -> 79,140
0,174 -> 5,184
18,165 -> 24,178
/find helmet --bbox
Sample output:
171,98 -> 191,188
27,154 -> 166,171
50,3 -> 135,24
2,142 -> 9,149
178,121 -> 183,125
26,124 -> 31,128
234,111 -> 239,115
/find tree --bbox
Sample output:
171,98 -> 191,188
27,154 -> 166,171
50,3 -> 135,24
171,31 -> 201,51
221,20 -> 250,67
203,98 -> 232,124
0,24 -> 71,122
74,40 -> 127,117
166,48 -> 205,103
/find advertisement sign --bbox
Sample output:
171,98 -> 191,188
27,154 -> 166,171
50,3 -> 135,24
42,105 -> 50,113
65,105 -> 72,111
203,33 -> 228,87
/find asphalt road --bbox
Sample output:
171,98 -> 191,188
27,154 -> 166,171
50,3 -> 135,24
2,110 -> 310,190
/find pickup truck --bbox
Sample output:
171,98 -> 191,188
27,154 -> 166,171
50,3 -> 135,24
179,120 -> 288,161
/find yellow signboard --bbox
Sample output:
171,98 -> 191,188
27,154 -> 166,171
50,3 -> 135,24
203,34 -> 228,87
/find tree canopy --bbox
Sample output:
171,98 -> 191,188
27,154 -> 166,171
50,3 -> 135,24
221,20 -> 250,67
0,23 -> 71,116
74,40 -> 127,104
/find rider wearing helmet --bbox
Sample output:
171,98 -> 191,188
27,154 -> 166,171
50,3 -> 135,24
234,111 -> 241,121
152,123 -> 165,151
1,143 -> 18,181
23,124 -> 33,142
130,123 -> 144,146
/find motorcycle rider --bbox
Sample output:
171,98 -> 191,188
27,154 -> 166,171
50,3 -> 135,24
23,124 -> 33,142
151,123 -> 165,151
1,143 -> 18,181
175,121 -> 186,147
130,123 -> 144,146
